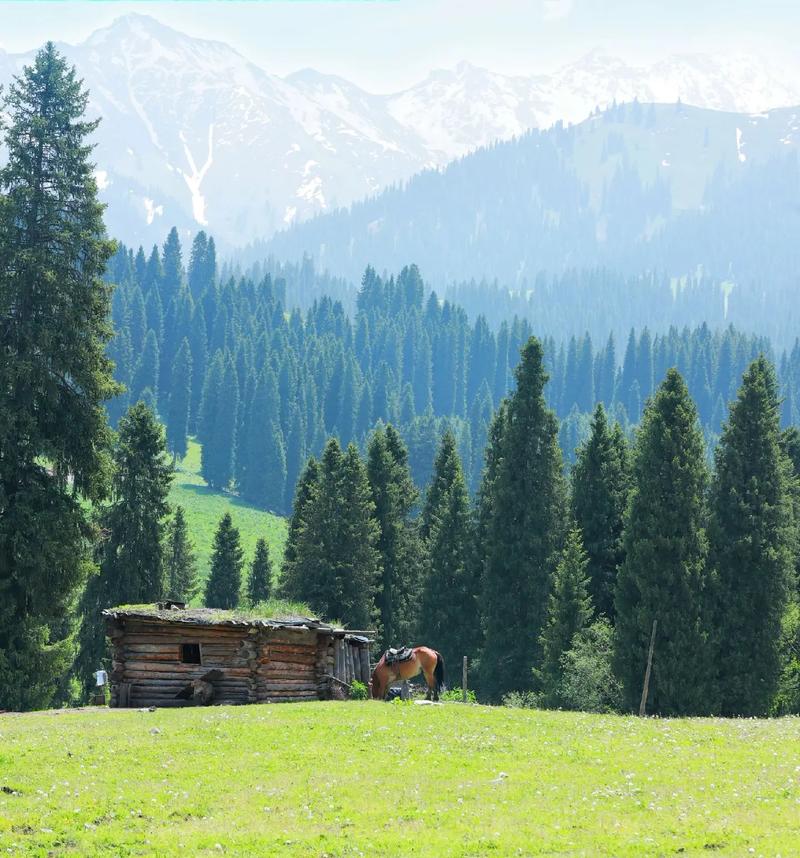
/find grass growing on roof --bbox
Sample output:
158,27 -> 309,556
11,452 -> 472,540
107,599 -> 319,624
1,705 -> 799,856
169,438 -> 287,596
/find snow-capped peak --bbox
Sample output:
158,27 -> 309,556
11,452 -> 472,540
2,15 -> 798,249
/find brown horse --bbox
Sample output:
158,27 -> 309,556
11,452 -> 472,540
370,646 -> 445,701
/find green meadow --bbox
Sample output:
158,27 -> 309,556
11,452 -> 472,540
169,439 -> 287,591
1,703 -> 798,856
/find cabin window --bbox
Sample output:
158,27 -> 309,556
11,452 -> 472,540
180,643 -> 202,664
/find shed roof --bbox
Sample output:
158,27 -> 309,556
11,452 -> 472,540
103,603 -> 342,632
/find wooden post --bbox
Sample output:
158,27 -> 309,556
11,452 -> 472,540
639,619 -> 657,717
359,646 -> 370,683
347,645 -> 354,685
462,656 -> 468,703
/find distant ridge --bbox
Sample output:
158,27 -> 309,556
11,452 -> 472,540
1,13 -> 798,248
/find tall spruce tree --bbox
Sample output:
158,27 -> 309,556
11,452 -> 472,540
367,425 -> 422,647
166,338 -> 192,461
280,456 -> 320,589
281,440 -> 379,629
710,356 -> 794,715
165,506 -> 198,603
570,404 -> 631,619
247,538 -> 273,607
536,527 -> 594,706
421,430 -> 461,541
0,45 -> 117,709
779,426 -> 800,586
614,369 -> 714,716
131,328 -> 160,405
204,513 -> 244,609
200,352 -> 239,489
76,402 -> 173,692
479,337 -> 567,700
418,431 -> 479,674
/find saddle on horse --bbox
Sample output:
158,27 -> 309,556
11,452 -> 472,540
385,646 -> 413,665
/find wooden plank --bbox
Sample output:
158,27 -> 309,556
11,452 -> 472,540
264,645 -> 316,657
261,672 -> 316,681
123,625 -> 249,638
359,646 -> 370,683
122,671 -> 250,683
268,630 -> 318,646
262,662 -> 316,674
259,682 -> 319,692
122,662 -> 251,676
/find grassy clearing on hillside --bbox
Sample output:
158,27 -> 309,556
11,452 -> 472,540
1,704 -> 798,856
169,439 -> 287,593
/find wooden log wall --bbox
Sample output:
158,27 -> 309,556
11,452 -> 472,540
106,617 -> 373,707
107,619 -> 257,708
256,627 -> 320,703
325,635 -> 371,689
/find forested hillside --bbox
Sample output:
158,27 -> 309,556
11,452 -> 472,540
261,102 -> 800,347
107,227 -> 800,511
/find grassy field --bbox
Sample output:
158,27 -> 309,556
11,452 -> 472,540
1,703 -> 798,856
169,439 -> 287,592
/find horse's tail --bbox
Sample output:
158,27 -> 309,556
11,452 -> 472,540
434,651 -> 445,693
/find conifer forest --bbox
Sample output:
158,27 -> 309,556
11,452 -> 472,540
3,36 -> 800,724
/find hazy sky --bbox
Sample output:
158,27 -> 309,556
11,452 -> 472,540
1,0 -> 798,91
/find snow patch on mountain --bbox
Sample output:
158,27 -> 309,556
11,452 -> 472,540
143,197 -> 163,225
179,125 -> 214,225
3,14 -> 798,248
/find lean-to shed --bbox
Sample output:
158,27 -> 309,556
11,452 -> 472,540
103,603 -> 372,708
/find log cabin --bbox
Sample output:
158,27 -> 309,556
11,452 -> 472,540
103,603 -> 372,708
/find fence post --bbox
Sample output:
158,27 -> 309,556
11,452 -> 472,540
639,619 -> 657,717
462,656 -> 468,703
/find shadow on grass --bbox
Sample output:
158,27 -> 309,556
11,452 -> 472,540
175,481 -> 282,516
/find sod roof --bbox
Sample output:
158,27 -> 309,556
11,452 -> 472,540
103,602 -> 338,631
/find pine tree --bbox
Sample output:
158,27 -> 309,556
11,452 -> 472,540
284,403 -> 306,513
479,337 -> 567,700
247,538 -> 273,607
107,329 -> 133,427
421,430 -> 461,541
282,440 -> 379,628
165,506 -> 198,603
710,356 -> 794,715
200,352 -> 239,489
76,402 -> 173,692
367,425 -> 421,647
204,513 -> 244,609
131,329 -> 160,405
0,45 -> 117,709
239,367 -> 284,508
418,431 -> 479,674
570,404 -> 631,619
160,227 -> 184,309
614,369 -> 714,716
166,338 -> 192,461
279,456 -> 321,598
536,528 -> 594,706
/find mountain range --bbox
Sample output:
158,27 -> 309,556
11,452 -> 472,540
1,13 -> 799,249
263,100 -> 800,347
